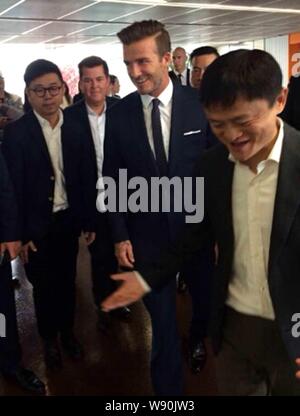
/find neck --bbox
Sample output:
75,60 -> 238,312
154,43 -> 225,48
87,100 -> 105,116
44,112 -> 60,129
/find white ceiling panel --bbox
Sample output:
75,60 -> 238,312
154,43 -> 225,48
0,0 -> 300,45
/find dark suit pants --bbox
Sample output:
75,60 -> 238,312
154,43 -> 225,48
143,279 -> 183,395
25,210 -> 79,341
0,262 -> 22,372
180,246 -> 214,345
88,212 -> 118,307
216,307 -> 300,395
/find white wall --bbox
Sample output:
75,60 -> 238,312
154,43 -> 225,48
264,35 -> 289,86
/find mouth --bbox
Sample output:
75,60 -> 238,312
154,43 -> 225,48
134,77 -> 148,86
231,139 -> 250,149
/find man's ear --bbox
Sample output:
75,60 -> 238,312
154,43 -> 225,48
276,87 -> 288,114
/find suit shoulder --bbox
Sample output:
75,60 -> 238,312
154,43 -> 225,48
107,91 -> 139,116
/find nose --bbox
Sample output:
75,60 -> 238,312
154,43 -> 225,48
128,63 -> 142,79
222,125 -> 244,142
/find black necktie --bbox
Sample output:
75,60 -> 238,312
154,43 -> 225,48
151,98 -> 168,177
177,73 -> 182,85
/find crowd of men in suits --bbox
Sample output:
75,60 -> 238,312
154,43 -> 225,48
1,18 -> 300,396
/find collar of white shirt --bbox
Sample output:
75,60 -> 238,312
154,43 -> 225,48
34,108 -> 64,130
140,78 -> 173,109
228,117 -> 284,168
86,101 -> 107,117
174,68 -> 187,79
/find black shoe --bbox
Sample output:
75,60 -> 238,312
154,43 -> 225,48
61,332 -> 83,360
110,306 -> 131,321
2,367 -> 45,395
177,274 -> 187,294
44,339 -> 63,370
189,340 -> 207,374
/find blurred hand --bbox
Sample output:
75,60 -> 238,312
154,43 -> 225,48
101,271 -> 147,311
20,241 -> 37,264
0,240 -> 21,260
115,240 -> 135,268
84,231 -> 96,245
296,358 -> 300,379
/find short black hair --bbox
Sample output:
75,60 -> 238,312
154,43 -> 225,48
117,20 -> 171,58
24,59 -> 63,86
78,56 -> 109,78
190,46 -> 219,62
200,49 -> 283,109
110,75 -> 118,85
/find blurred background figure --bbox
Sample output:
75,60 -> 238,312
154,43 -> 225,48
0,71 -> 23,143
109,75 -> 121,98
190,46 -> 219,90
60,81 -> 73,109
280,74 -> 300,130
169,47 -> 190,86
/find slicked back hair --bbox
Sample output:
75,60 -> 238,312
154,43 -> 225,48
78,56 -> 109,78
200,49 -> 283,110
117,20 -> 171,58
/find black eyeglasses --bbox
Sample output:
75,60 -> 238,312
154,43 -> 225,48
30,85 -> 62,98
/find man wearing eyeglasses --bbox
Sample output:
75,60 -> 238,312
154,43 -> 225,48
2,59 -> 96,371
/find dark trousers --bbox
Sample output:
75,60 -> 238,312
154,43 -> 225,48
25,210 -> 79,341
0,261 -> 22,372
216,307 -> 300,395
88,212 -> 118,306
180,246 -> 214,344
143,279 -> 183,395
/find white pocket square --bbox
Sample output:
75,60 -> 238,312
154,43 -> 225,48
183,129 -> 201,136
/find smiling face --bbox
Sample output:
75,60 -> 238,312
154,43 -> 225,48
26,72 -> 64,121
191,53 -> 217,89
205,90 -> 287,171
123,35 -> 171,97
79,65 -> 110,109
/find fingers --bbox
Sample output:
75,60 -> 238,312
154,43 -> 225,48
115,241 -> 135,268
295,358 -> 300,379
20,241 -> 37,264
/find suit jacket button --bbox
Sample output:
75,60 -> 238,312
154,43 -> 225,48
50,176 -> 55,181
48,197 -> 53,201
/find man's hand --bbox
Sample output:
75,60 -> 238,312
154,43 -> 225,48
115,240 -> 135,268
101,271 -> 147,311
296,358 -> 300,379
83,231 -> 96,246
20,241 -> 37,264
0,240 -> 21,260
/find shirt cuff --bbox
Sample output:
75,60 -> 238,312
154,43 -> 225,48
133,271 -> 151,294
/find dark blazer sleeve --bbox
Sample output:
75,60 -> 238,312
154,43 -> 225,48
0,148 -> 20,242
1,122 -> 26,241
138,155 -> 214,289
103,108 -> 130,243
280,76 -> 300,130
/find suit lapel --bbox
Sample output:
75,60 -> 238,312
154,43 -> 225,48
26,111 -> 53,168
168,85 -> 184,176
269,124 -> 300,273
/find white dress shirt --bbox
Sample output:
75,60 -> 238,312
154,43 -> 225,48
86,102 -> 107,213
226,118 -> 284,320
174,68 -> 188,86
140,79 -> 173,161
34,109 -> 68,213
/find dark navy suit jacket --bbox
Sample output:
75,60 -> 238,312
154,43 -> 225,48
2,110 -> 96,243
103,84 -> 215,270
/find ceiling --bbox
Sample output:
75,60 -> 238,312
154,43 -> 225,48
0,0 -> 300,47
